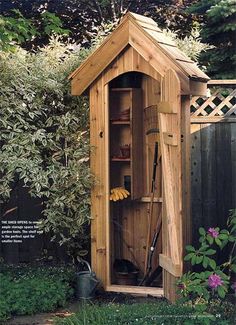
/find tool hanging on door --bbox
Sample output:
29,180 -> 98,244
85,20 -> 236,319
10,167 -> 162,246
139,105 -> 162,286
144,141 -> 159,271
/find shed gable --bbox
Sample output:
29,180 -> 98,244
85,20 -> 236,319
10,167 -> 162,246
70,12 -> 209,95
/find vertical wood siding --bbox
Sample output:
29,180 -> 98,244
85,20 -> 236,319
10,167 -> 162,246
191,122 -> 236,246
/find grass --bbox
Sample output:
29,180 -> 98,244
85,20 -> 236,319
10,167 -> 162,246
54,299 -> 236,325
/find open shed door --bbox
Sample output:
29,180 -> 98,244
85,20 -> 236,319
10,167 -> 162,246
158,69 -> 183,301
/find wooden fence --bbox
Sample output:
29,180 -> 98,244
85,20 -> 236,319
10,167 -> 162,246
191,80 -> 236,246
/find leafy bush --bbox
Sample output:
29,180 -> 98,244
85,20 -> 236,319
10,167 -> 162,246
164,25 -> 214,62
0,38 -> 92,258
0,9 -> 69,51
178,209 -> 236,301
54,300 -> 236,325
0,265 -> 76,322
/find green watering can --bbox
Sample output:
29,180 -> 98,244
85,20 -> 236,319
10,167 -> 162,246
76,260 -> 100,299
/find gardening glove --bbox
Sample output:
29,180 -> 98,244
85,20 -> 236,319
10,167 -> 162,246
110,187 -> 130,201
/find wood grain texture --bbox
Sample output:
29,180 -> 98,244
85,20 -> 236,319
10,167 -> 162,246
158,69 -> 183,302
159,254 -> 182,277
158,69 -> 182,266
131,89 -> 143,199
215,123 -> 232,228
106,284 -> 163,296
201,124 -> 217,229
190,124 -> 202,247
90,77 -> 107,286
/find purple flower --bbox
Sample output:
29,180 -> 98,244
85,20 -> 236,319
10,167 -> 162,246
208,274 -> 223,289
207,228 -> 219,238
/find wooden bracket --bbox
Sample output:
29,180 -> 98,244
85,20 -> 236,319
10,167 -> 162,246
158,102 -> 177,114
163,132 -> 178,146
159,254 -> 182,277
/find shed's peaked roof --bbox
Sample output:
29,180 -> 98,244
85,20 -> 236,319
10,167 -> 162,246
69,12 -> 209,95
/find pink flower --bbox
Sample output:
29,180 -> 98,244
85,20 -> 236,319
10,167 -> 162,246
207,228 -> 219,238
208,274 -> 223,289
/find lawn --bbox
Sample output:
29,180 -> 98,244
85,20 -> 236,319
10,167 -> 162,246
54,298 -> 236,325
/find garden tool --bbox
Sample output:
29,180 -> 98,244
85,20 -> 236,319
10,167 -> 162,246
110,187 -> 130,201
140,209 -> 162,285
140,104 -> 162,285
143,141 -> 159,273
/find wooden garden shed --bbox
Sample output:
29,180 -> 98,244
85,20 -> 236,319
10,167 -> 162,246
69,12 -> 210,301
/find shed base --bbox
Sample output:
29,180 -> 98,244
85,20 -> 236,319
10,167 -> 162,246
106,285 -> 163,297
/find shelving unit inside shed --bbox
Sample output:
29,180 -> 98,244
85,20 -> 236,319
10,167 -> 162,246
107,76 -> 163,293
109,88 -> 143,200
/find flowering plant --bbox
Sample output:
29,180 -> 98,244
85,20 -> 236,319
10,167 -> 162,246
177,209 -> 236,301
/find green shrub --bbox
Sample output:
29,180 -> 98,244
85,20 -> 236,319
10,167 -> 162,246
0,37 -> 92,258
0,265 -> 76,321
54,300 -> 236,325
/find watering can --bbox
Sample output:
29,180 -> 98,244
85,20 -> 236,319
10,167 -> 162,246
75,259 -> 100,299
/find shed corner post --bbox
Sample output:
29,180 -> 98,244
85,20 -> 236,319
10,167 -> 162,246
89,77 -> 108,288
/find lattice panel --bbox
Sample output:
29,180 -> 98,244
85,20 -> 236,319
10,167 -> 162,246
191,88 -> 236,117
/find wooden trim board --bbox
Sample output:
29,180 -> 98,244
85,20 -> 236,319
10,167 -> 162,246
158,102 -> 177,114
191,117 -> 236,123
159,254 -> 182,277
106,285 -> 164,296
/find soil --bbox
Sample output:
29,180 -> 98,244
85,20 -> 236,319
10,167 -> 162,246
4,302 -> 80,325
4,291 -> 165,325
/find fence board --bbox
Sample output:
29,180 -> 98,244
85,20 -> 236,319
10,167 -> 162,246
190,124 -> 202,246
191,123 -> 236,239
231,124 -> 236,209
190,82 -> 236,246
216,123 -> 232,228
200,124 -> 217,228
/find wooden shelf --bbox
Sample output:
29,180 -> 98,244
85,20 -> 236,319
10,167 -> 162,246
110,88 -> 134,92
111,120 -> 130,125
111,157 -> 131,162
139,196 -> 163,203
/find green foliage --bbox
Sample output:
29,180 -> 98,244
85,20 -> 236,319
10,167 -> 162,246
0,265 -> 75,321
54,300 -> 236,325
178,209 -> 236,301
0,10 -> 69,51
164,25 -> 214,62
0,9 -> 37,51
0,38 -> 92,257
189,0 -> 236,78
41,12 -> 70,36
0,1 -> 202,49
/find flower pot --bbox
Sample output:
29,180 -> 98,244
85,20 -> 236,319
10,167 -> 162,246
115,271 -> 138,286
120,145 -> 130,158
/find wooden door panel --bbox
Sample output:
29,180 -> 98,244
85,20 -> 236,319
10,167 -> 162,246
158,69 -> 183,298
